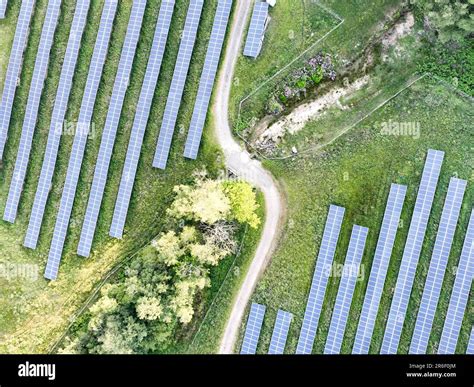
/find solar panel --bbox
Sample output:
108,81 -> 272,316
268,309 -> 293,354
0,0 -> 36,158
183,0 -> 232,160
353,184 -> 407,354
381,149 -> 444,354
0,0 -> 7,19
410,177 -> 467,354
3,0 -> 61,223
77,0 -> 146,258
109,0 -> 175,238
296,205 -> 345,354
44,0 -> 118,280
438,209 -> 474,354
152,0 -> 204,170
24,0 -> 90,250
243,1 -> 268,58
325,225 -> 368,354
467,327 -> 474,355
240,302 -> 266,354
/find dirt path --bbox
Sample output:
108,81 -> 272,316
214,0 -> 285,354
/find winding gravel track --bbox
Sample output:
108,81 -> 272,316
215,0 -> 285,354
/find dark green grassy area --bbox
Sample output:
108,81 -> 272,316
0,0 -> 259,353
237,78 -> 472,354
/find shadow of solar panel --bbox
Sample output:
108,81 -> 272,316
44,0 -> 118,280
109,0 -> 175,239
0,0 -> 36,158
438,210 -> 474,354
325,225 -> 368,354
353,184 -> 407,354
243,1 -> 268,58
296,204 -> 345,354
77,0 -> 146,258
241,302 -> 266,354
153,0 -> 204,170
183,0 -> 232,161
410,177 -> 467,354
24,0 -> 91,250
381,149 -> 444,354
3,0 -> 61,224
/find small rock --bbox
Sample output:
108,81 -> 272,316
292,146 -> 298,154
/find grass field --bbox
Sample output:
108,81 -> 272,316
0,0 -> 263,354
232,0 -> 473,354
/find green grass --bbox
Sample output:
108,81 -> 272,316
0,0 -> 251,353
238,77 -> 473,354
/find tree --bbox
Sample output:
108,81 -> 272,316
412,0 -> 474,44
222,181 -> 261,228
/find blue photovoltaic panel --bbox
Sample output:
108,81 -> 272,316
410,177 -> 467,354
110,0 -> 175,238
44,0 -> 118,281
325,225 -> 368,354
353,184 -> 407,354
3,0 -> 61,223
467,327 -> 474,355
0,0 -> 7,19
24,0 -> 90,250
77,0 -> 146,257
268,309 -> 293,354
381,149 -> 444,354
0,0 -> 36,158
152,0 -> 204,170
296,205 -> 345,354
240,303 -> 266,354
438,210 -> 474,354
243,1 -> 268,58
183,0 -> 232,160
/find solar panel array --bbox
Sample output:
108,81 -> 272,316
438,209 -> 474,354
44,0 -> 118,280
467,327 -> 474,355
3,0 -> 61,224
296,205 -> 345,354
353,184 -> 407,354
381,149 -> 444,354
325,225 -> 368,354
183,0 -> 232,160
243,1 -> 268,58
0,0 -> 7,19
0,0 -> 36,158
240,302 -> 266,354
24,0 -> 91,250
110,0 -> 175,238
268,309 -> 293,354
152,0 -> 204,170
77,0 -> 146,258
410,177 -> 467,354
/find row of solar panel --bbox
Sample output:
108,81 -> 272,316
240,303 -> 293,354
242,149 -> 472,354
0,0 -> 233,279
